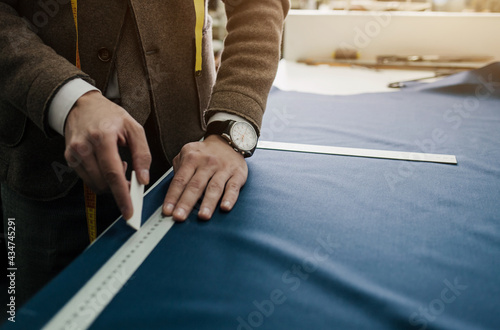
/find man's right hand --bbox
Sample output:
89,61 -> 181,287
64,90 -> 151,220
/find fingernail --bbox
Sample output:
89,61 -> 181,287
174,208 -> 186,220
163,203 -> 174,215
222,200 -> 231,210
140,169 -> 150,185
199,207 -> 211,218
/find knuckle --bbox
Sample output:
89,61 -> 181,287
135,122 -> 145,133
65,148 -> 81,167
183,150 -> 199,163
64,148 -> 74,161
207,180 -> 224,194
171,175 -> 188,188
128,120 -> 144,134
182,142 -> 197,152
187,178 -> 203,191
234,166 -> 248,178
179,143 -> 198,157
103,170 -> 122,185
88,129 -> 103,145
226,181 -> 242,193
69,140 -> 92,157
67,140 -> 83,153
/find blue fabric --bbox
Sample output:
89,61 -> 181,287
9,63 -> 500,330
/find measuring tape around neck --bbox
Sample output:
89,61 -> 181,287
194,0 -> 205,75
71,0 -> 81,70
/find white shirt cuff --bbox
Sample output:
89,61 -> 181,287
207,112 -> 253,126
48,78 -> 100,135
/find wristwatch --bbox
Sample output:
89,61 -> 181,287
204,120 -> 258,158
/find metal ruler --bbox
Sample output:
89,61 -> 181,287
257,141 -> 457,164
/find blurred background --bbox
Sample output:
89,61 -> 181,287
290,0 -> 500,12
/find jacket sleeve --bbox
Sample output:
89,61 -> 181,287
0,1 -> 93,137
206,0 -> 290,135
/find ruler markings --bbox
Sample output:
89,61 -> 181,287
43,170 -> 175,330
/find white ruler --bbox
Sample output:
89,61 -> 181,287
43,170 -> 175,330
257,141 -> 457,164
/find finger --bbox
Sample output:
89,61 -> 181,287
123,162 -> 131,190
172,154 -> 181,172
95,135 -> 133,219
67,157 -> 107,194
80,158 -> 109,192
125,121 -> 151,186
162,163 -> 196,218
220,174 -> 247,212
172,169 -> 213,221
65,142 -> 107,192
198,172 -> 231,220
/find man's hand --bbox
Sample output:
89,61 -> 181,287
162,134 -> 248,221
64,90 -> 152,220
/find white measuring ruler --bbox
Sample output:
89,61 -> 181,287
257,141 -> 457,164
43,170 -> 175,330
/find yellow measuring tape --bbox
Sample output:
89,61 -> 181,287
194,0 -> 205,74
71,0 -> 81,70
71,0 -> 97,243
70,1 -> 205,242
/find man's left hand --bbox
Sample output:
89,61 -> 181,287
162,134 -> 248,221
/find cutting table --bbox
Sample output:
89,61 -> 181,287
8,63 -> 500,330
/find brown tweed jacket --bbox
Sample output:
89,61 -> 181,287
0,0 -> 289,200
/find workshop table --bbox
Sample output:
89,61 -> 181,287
8,63 -> 500,330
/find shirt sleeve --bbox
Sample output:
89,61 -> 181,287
48,78 -> 100,136
207,112 -> 253,127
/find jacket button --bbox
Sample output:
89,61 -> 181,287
97,48 -> 112,62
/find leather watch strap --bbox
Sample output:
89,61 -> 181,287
204,120 -> 233,138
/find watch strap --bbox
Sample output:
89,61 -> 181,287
204,120 -> 234,138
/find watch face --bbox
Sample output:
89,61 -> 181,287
230,122 -> 257,151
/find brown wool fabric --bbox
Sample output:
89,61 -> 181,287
115,9 -> 151,126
